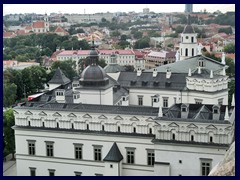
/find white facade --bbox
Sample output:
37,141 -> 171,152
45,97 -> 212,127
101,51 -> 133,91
13,105 -> 233,176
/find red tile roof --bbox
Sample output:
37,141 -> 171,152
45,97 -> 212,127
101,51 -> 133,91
214,53 -> 235,59
55,26 -> 65,33
32,21 -> 45,28
3,32 -> 16,38
25,26 -> 32,30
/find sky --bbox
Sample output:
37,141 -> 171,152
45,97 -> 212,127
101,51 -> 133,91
3,4 -> 235,15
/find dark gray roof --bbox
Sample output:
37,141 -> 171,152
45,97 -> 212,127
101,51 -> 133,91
48,68 -> 71,85
182,25 -> 195,34
104,64 -> 125,73
156,103 -> 232,124
80,65 -> 108,82
16,102 -> 159,116
113,87 -> 128,104
191,68 -> 224,79
103,142 -> 123,162
118,72 -> 187,90
146,55 -> 226,74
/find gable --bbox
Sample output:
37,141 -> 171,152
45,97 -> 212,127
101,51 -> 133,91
52,112 -> 62,117
130,116 -> 139,121
114,115 -> 123,120
24,110 -> 33,115
39,111 -> 47,116
225,126 -> 232,131
187,123 -> 198,128
168,122 -> 179,127
206,124 -> 217,130
98,115 -> 108,119
83,114 -> 92,119
146,117 -> 154,122
13,110 -> 19,114
68,113 -> 77,117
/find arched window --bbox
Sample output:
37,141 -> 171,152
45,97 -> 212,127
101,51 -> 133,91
72,123 -> 74,129
87,124 -> 89,130
185,48 -> 188,56
172,133 -> 176,140
133,127 -> 136,133
102,125 -> 105,131
118,126 -> 120,132
28,121 -> 31,126
57,122 -> 59,128
149,128 -> 152,134
191,37 -> 194,43
210,136 -> 213,143
192,48 -> 194,56
191,135 -> 194,141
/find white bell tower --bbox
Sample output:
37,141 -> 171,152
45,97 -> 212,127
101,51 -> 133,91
179,15 -> 198,60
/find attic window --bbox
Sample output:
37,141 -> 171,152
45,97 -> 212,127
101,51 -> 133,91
213,109 -> 218,114
182,107 -> 187,112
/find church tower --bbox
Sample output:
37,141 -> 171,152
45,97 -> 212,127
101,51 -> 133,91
44,13 -> 50,32
179,15 -> 198,60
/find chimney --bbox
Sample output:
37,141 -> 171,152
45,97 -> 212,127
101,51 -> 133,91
188,68 -> 192,76
198,66 -> 201,74
221,52 -> 226,65
231,93 -> 235,107
137,68 -> 142,76
224,106 -> 229,121
212,105 -> 220,120
166,69 -> 171,79
210,70 -> 213,78
153,68 -> 157,77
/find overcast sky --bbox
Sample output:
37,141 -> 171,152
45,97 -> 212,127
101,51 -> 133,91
3,4 -> 235,15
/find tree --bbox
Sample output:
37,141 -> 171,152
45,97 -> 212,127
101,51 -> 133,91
50,60 -> 77,80
124,65 -> 134,72
224,43 -> 235,53
218,27 -> 233,34
133,31 -> 143,39
3,82 -> 17,108
120,34 -> 128,41
3,109 -> 15,160
98,59 -> 107,68
134,37 -> 150,49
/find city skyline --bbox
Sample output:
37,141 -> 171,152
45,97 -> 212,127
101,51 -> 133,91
3,4 -> 235,15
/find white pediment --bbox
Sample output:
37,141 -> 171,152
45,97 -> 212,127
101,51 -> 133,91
83,114 -> 92,118
206,124 -> 217,130
98,115 -> 108,119
114,115 -> 123,120
168,122 -> 179,127
24,110 -> 33,115
130,116 -> 139,121
53,112 -> 62,117
187,123 -> 198,128
68,113 -> 77,117
39,111 -> 47,116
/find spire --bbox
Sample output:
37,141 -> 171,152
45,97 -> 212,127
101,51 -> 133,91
103,142 -> 123,162
210,70 -> 213,78
158,102 -> 163,117
188,68 -> 192,76
221,52 -> 226,65
224,106 -> 229,121
198,66 -> 201,74
231,94 -> 235,107
187,14 -> 191,25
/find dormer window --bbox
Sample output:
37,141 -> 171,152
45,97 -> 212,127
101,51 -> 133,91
213,109 -> 218,114
56,91 -> 64,96
182,107 -> 187,112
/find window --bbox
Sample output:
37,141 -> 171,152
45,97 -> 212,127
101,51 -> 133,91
74,144 -> 82,160
118,126 -> 120,132
191,37 -> 194,43
213,109 -> 218,114
195,99 -> 203,104
191,135 -> 194,141
46,141 -> 54,157
110,164 -> 113,168
126,148 -> 135,164
133,127 -> 136,133
49,169 -> 55,176
163,98 -> 168,108
185,48 -> 188,56
93,146 -> 102,161
179,160 -> 182,164
192,48 -> 194,56
172,133 -> 176,140
174,97 -> 177,104
149,128 -> 152,134
102,125 -> 105,131
74,172 -> 82,176
27,140 -> 36,155
218,98 -> 223,105
182,107 -> 187,112
210,136 -> 213,143
86,124 -> 89,130
201,159 -> 212,176
147,150 -> 154,166
138,96 -> 143,106
29,167 -> 36,176
186,36 -> 189,39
